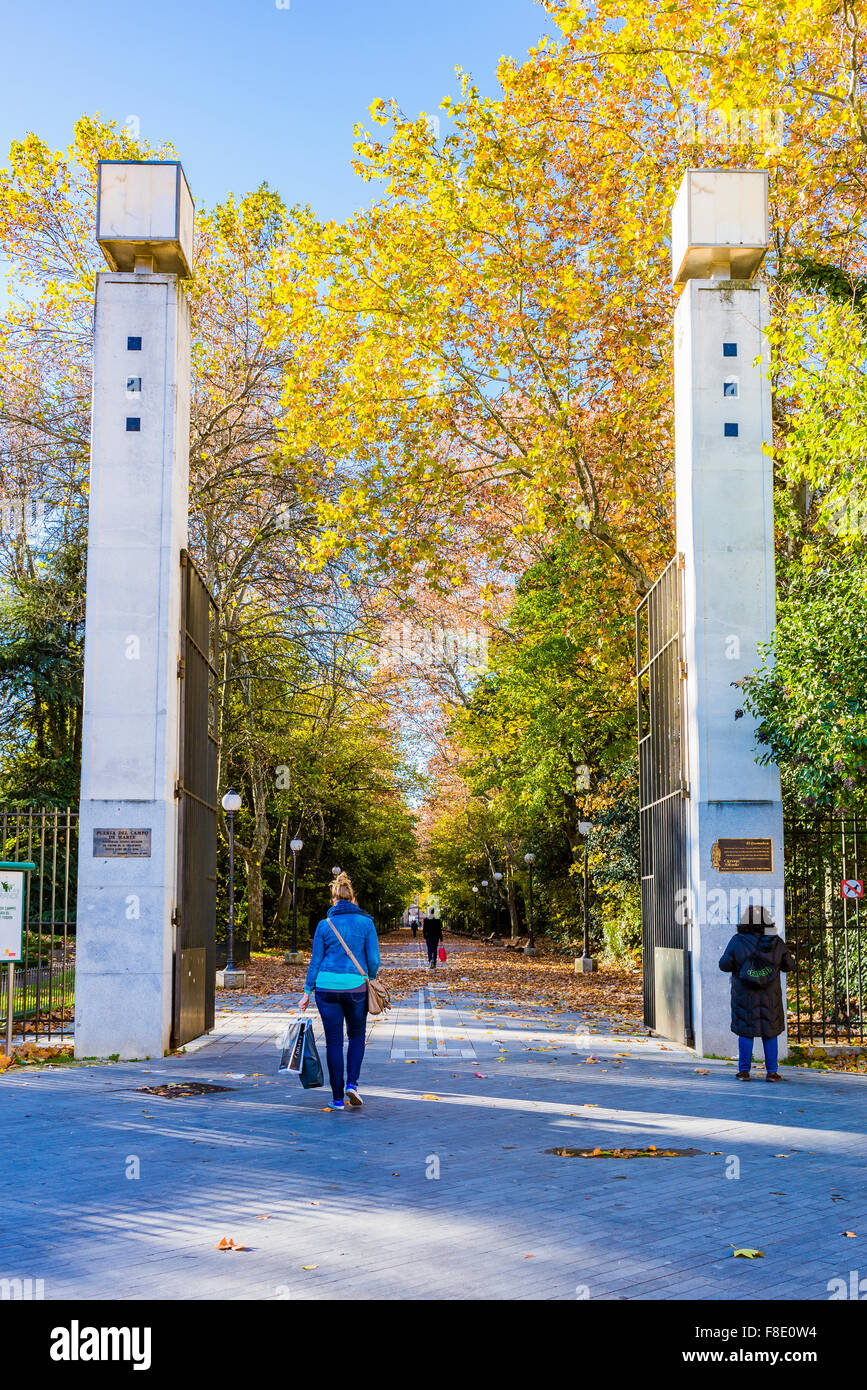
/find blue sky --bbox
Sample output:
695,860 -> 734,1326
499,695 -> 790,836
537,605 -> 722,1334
1,0 -> 556,221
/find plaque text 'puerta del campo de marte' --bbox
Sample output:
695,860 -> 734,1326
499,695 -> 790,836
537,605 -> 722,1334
92,829 -> 153,858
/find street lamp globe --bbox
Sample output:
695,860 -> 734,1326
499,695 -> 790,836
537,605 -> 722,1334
332,865 -> 341,876
578,821 -> 592,836
472,885 -> 478,893
290,838 -> 303,853
220,789 -> 242,982
481,879 -> 488,888
524,852 -> 535,865
493,871 -> 503,881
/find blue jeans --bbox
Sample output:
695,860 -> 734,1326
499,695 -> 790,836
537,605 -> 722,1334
314,987 -> 367,1101
738,1035 -> 779,1073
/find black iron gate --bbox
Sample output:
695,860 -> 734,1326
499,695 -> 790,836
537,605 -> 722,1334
174,550 -> 219,1048
636,554 -> 692,1043
785,817 -> 867,1045
0,807 -> 77,1044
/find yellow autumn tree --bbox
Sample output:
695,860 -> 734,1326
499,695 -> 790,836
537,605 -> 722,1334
273,0 -> 866,604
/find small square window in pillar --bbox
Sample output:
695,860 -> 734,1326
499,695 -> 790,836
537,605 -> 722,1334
127,336 -> 142,351
723,342 -> 737,357
126,417 -> 141,432
723,377 -> 739,398
126,377 -> 142,394
724,422 -> 739,438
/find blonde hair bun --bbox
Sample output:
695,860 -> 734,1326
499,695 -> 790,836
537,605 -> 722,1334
332,871 -> 356,902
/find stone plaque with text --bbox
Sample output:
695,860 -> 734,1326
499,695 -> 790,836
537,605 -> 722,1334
93,828 -> 152,858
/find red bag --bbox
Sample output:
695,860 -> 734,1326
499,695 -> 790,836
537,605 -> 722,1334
438,945 -> 447,962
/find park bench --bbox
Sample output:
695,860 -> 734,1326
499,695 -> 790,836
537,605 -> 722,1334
505,936 -> 531,952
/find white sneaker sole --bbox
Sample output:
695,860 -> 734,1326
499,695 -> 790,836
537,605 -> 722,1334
345,1090 -> 363,1107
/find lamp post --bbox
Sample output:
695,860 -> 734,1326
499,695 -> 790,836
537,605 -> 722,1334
493,871 -> 504,937
524,853 -> 538,956
472,884 -> 479,934
481,879 -> 490,936
576,821 -> 597,974
285,837 -> 304,965
217,790 -> 245,989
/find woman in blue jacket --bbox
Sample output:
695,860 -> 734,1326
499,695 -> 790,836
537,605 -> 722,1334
299,872 -> 380,1109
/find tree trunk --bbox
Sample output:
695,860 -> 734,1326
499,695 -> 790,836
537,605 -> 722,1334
245,857 -> 264,950
501,840 -> 521,937
506,874 -> 519,938
238,760 -> 270,950
299,808 -> 325,922
272,819 -> 292,935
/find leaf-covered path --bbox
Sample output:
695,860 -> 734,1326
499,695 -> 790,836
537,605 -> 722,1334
1,932 -> 865,1300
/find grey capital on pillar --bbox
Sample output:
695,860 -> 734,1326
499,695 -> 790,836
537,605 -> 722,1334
672,168 -> 786,1060
75,161 -> 194,1059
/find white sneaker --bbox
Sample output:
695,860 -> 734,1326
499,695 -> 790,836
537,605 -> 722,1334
345,1086 -> 363,1107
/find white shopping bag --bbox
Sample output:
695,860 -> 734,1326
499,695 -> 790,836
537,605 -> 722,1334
277,1017 -> 308,1074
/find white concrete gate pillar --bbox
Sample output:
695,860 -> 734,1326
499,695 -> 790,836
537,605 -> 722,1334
672,169 -> 786,1060
75,162 -> 194,1059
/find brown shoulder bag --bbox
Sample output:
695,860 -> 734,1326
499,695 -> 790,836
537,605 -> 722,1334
327,915 -> 392,1016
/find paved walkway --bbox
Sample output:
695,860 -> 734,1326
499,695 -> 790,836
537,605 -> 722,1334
1,934 -> 865,1300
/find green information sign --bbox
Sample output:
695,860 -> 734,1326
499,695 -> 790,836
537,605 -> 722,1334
0,862 -> 35,1056
0,872 -> 25,962
0,862 -> 35,964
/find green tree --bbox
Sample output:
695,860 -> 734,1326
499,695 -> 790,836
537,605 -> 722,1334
0,532 -> 84,804
742,565 -> 867,814
423,531 -> 640,954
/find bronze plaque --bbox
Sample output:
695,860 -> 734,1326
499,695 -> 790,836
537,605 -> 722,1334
93,828 -> 152,858
711,838 -> 773,873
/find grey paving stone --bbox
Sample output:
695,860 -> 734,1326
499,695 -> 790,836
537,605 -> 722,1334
1,933 -> 864,1301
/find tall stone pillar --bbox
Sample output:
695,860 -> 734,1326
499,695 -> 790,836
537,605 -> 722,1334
672,169 -> 786,1060
75,162 -> 194,1059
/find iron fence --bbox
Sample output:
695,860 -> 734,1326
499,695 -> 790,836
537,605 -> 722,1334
0,807 -> 77,1044
785,816 -> 867,1045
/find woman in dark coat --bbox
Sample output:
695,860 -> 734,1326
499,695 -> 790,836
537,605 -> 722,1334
719,905 -> 795,1081
422,911 -> 444,969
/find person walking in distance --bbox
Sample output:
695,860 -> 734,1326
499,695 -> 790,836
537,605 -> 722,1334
718,905 -> 795,1081
298,872 -> 380,1110
422,908 -> 443,970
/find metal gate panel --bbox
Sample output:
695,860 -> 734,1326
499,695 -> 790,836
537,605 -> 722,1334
785,816 -> 867,1045
173,550 -> 218,1048
654,946 -> 689,1043
636,554 -> 692,1042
